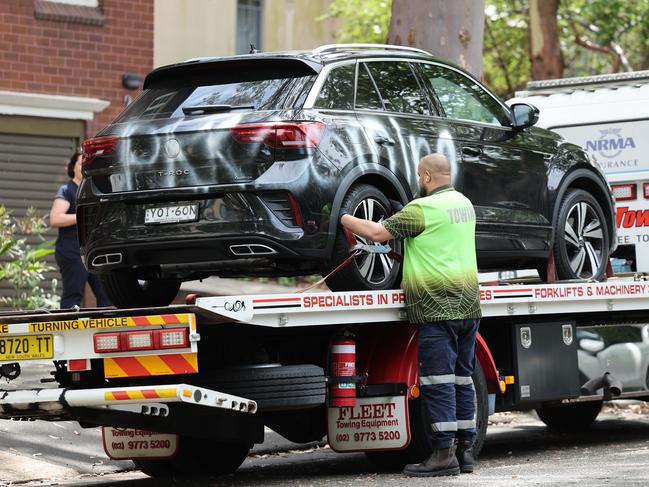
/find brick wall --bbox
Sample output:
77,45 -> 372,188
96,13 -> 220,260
0,0 -> 154,136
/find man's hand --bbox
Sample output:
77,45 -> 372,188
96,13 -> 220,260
389,199 -> 404,213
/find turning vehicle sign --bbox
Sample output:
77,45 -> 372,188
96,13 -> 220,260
327,395 -> 409,452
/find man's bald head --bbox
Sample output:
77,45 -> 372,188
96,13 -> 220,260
418,153 -> 452,196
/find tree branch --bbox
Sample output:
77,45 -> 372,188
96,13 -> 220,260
570,20 -> 623,72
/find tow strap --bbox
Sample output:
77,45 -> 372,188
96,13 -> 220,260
298,228 -> 402,293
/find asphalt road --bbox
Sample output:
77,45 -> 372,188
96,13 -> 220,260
2,405 -> 649,486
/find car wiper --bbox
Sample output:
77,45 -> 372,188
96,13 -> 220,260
182,104 -> 255,115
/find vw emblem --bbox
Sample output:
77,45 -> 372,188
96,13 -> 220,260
164,139 -> 180,158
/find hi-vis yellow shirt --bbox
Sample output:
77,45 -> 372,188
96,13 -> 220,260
382,185 -> 481,323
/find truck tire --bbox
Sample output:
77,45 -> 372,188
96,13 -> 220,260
205,364 -> 326,410
536,400 -> 602,431
133,437 -> 250,477
553,189 -> 609,280
100,270 -> 180,308
323,184 -> 402,292
366,361 -> 488,469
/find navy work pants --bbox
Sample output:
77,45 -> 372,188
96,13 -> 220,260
56,253 -> 111,308
418,319 -> 480,449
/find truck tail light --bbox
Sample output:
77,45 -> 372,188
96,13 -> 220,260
122,330 -> 155,351
82,136 -> 119,168
230,122 -> 325,149
611,184 -> 636,201
93,328 -> 189,353
158,328 -> 189,349
94,333 -> 121,353
643,183 -> 649,199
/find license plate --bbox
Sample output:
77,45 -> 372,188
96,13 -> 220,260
0,335 -> 53,361
144,204 -> 198,224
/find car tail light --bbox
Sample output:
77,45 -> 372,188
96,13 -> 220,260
122,330 -> 155,351
230,122 -> 326,149
644,183 -> 649,199
82,136 -> 119,168
94,328 -> 190,353
158,328 -> 189,349
94,332 -> 121,353
611,184 -> 636,201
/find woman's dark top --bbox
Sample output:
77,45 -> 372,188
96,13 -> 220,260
54,180 -> 79,259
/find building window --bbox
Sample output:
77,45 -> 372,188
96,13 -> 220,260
236,0 -> 262,55
46,0 -> 98,6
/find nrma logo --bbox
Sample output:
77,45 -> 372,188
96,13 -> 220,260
586,128 -> 636,159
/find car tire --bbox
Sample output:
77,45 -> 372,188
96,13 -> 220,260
324,184 -> 402,292
133,438 -> 250,477
553,189 -> 609,280
365,361 -> 488,470
536,400 -> 602,431
100,270 -> 181,308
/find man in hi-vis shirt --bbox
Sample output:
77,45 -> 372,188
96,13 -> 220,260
340,153 -> 481,477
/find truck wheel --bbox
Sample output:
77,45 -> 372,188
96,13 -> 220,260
133,438 -> 250,477
366,361 -> 488,469
536,400 -> 602,431
323,184 -> 402,291
100,270 -> 180,308
553,189 -> 609,280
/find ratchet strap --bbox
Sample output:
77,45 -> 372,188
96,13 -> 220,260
297,228 -> 402,293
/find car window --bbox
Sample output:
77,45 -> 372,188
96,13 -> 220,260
355,63 -> 384,111
314,64 -> 355,110
420,64 -> 509,125
364,61 -> 429,115
114,75 -> 315,122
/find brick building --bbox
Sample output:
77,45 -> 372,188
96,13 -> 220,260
0,0 -> 153,303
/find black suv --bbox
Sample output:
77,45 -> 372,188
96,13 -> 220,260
78,44 -> 616,308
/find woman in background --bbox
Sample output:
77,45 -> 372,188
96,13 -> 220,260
49,150 -> 111,308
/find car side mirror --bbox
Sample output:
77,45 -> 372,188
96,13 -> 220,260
510,103 -> 539,129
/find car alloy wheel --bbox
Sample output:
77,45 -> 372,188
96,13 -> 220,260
351,197 -> 394,286
564,201 -> 604,278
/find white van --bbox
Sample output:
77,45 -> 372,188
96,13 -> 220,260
510,71 -> 649,272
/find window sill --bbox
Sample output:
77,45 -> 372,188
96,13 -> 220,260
34,0 -> 105,26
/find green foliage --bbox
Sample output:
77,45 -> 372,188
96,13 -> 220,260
323,0 -> 649,99
319,0 -> 392,44
0,206 -> 59,310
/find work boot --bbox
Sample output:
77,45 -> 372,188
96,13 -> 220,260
403,446 -> 460,477
456,438 -> 475,473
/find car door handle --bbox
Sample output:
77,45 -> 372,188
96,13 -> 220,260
374,135 -> 396,146
462,146 -> 482,157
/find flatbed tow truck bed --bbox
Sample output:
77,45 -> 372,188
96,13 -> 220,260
0,279 -> 648,476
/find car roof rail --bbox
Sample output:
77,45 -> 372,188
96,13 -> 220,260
313,43 -> 431,57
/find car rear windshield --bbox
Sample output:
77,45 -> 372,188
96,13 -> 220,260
114,71 -> 316,123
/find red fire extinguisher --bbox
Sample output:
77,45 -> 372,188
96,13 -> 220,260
329,336 -> 356,407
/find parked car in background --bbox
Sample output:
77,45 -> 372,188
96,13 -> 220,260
78,44 -> 616,308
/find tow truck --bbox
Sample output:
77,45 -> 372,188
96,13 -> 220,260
1,278 -> 648,476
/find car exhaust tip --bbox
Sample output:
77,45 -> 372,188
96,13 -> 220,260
91,253 -> 123,267
229,244 -> 277,256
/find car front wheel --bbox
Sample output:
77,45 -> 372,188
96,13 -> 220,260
100,270 -> 181,308
324,184 -> 402,292
553,189 -> 610,280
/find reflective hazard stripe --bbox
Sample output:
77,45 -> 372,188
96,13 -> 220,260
104,387 -> 178,401
455,376 -> 474,386
457,419 -> 476,429
104,353 -> 198,378
420,374 -> 455,385
431,421 -> 457,432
